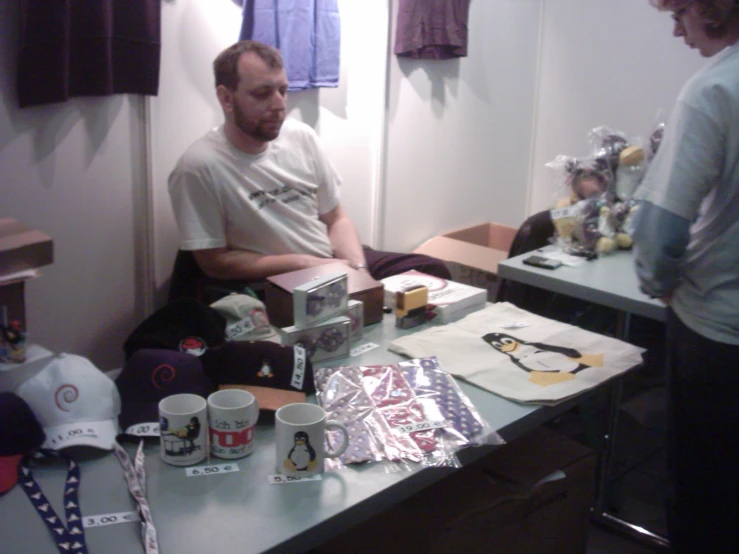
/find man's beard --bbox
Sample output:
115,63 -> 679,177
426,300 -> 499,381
233,103 -> 283,143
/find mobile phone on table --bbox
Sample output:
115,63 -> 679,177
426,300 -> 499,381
522,255 -> 562,270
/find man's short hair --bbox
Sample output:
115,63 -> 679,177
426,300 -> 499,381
213,41 -> 284,91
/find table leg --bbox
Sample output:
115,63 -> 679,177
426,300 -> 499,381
591,368 -> 670,551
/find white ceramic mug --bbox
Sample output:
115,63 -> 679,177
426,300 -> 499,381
207,389 -> 259,459
275,403 -> 349,478
158,394 -> 208,466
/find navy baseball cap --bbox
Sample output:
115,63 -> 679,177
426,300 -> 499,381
0,392 -> 45,494
201,341 -> 315,412
123,298 -> 227,360
115,349 -> 216,437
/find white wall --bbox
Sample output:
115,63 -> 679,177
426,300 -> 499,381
0,0 -> 144,369
382,0 -> 543,251
529,0 -> 707,213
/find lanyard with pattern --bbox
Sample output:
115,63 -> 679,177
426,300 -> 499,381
113,441 -> 159,554
19,449 -> 89,554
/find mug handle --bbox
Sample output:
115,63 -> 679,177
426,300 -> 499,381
324,420 -> 349,459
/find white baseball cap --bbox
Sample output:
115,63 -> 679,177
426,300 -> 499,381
210,293 -> 278,342
13,353 -> 121,451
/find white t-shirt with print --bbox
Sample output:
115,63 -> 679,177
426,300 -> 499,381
168,118 -> 342,259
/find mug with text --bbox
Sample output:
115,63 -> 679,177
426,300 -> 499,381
158,393 -> 208,466
275,402 -> 349,478
207,389 -> 259,459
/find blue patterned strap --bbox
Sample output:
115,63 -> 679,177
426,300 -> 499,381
19,449 -> 88,554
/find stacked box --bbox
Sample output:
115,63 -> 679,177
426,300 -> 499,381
345,299 -> 364,342
0,219 -> 54,363
265,262 -> 384,327
279,273 -> 368,362
292,272 -> 349,329
280,316 -> 351,363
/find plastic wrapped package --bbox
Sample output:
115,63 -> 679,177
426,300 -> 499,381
546,155 -> 612,209
315,357 -> 501,471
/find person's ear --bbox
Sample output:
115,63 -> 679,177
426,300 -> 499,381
216,85 -> 234,114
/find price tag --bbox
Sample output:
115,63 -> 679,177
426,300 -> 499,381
268,474 -> 322,484
185,463 -> 240,477
83,511 -> 139,529
124,423 -> 160,437
499,322 -> 530,329
551,206 -> 575,220
392,420 -> 447,434
291,344 -> 306,389
226,316 -> 257,340
350,342 -> 380,357
46,427 -> 100,448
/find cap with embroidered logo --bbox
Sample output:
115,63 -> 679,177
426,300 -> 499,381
123,298 -> 227,360
210,293 -> 277,342
201,341 -> 314,412
115,349 -> 216,436
12,353 -> 121,451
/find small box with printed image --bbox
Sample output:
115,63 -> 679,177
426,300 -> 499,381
280,316 -> 351,363
292,272 -> 349,329
345,299 -> 364,342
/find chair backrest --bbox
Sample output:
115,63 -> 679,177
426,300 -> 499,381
168,250 -> 206,303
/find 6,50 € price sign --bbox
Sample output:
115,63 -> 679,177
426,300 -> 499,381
185,463 -> 240,477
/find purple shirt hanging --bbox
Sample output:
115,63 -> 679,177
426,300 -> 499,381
395,0 -> 471,60
240,0 -> 341,92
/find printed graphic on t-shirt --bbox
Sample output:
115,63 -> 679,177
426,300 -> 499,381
248,185 -> 315,210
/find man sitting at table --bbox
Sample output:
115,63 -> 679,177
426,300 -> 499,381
167,40 -> 449,298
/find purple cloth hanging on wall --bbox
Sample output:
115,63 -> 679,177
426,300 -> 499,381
240,0 -> 340,92
17,0 -> 161,108
395,0 -> 470,60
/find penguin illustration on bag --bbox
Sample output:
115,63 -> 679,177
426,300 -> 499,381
482,332 -> 604,386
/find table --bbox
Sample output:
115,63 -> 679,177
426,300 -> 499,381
0,314 -> 637,554
499,247 -> 669,550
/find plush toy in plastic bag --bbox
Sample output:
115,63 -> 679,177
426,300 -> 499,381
547,155 -> 612,209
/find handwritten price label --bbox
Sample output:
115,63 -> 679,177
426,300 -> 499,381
268,474 -> 322,484
46,428 -> 99,448
124,423 -> 160,437
226,316 -> 257,340
83,511 -> 139,529
185,463 -> 240,477
350,342 -> 380,357
393,420 -> 447,435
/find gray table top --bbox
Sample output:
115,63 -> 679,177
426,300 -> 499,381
0,314 -> 616,554
498,248 -> 666,322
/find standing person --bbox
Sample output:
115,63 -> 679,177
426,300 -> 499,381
168,40 -> 449,293
632,1 -> 739,552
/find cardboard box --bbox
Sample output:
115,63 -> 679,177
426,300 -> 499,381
315,427 -> 595,554
414,222 -> 517,301
265,263 -> 384,328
